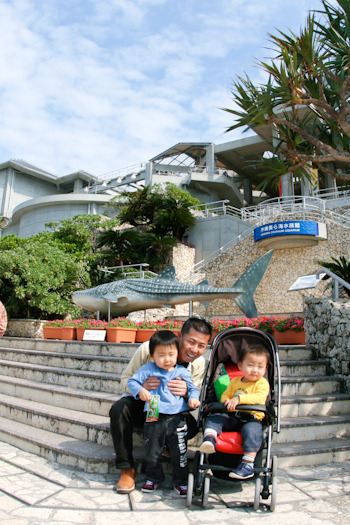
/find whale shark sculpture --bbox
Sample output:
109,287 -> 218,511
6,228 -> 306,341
72,250 -> 273,318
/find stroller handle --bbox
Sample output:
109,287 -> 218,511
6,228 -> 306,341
202,401 -> 267,415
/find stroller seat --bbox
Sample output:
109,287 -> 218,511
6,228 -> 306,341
214,363 -> 245,455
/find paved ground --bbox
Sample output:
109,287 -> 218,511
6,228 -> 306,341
0,441 -> 349,525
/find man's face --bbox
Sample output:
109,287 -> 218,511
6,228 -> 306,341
178,327 -> 210,364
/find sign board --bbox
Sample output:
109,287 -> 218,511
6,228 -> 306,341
254,220 -> 319,242
83,330 -> 106,341
288,273 -> 326,292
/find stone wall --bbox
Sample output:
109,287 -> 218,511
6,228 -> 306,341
198,218 -> 350,317
304,298 -> 350,392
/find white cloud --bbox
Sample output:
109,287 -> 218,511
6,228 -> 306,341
0,0 -> 323,175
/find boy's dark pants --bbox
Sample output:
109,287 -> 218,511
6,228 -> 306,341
143,413 -> 188,484
109,396 -> 198,470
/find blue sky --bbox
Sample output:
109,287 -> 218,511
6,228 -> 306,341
0,0 -> 325,177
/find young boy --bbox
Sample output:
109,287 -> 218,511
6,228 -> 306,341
199,344 -> 270,479
127,330 -> 200,496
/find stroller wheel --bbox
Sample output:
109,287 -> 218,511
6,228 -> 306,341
270,476 -> 277,512
254,476 -> 262,511
186,473 -> 194,508
271,455 -> 278,479
201,475 -> 210,508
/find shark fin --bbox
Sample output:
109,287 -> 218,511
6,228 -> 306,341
198,279 -> 210,286
103,295 -> 129,307
232,250 -> 274,318
154,266 -> 177,281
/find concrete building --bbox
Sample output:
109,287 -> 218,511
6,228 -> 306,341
0,131 -> 346,243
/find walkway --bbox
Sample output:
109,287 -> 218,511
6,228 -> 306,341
0,441 -> 349,524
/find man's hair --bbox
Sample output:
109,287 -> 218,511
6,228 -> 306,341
239,344 -> 270,366
181,316 -> 212,338
149,330 -> 180,356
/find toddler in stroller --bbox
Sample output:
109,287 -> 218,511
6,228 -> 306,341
199,343 -> 270,479
187,327 -> 280,510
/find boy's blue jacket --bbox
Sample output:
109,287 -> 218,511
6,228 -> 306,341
127,362 -> 200,414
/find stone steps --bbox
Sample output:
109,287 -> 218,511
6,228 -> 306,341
0,359 -> 123,394
281,392 -> 350,417
0,337 -> 349,471
0,374 -> 118,416
0,347 -> 130,374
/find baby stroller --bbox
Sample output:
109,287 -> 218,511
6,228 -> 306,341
187,326 -> 281,511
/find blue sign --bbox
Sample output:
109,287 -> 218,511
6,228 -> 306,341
254,221 -> 319,242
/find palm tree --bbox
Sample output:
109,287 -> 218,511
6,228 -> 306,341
223,0 -> 350,188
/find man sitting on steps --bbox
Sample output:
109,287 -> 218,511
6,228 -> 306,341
109,316 -> 212,494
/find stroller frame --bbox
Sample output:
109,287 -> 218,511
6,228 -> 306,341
186,326 -> 281,510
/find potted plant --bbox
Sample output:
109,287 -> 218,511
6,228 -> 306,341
73,319 -> 107,341
60,320 -> 77,341
156,319 -> 184,338
269,316 -> 305,345
105,318 -> 137,343
43,319 -> 64,340
135,320 -> 159,343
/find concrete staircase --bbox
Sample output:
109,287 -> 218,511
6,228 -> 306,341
0,337 -> 349,473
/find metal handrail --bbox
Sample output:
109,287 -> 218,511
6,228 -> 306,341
316,268 -> 350,300
99,263 -> 157,279
177,225 -> 256,281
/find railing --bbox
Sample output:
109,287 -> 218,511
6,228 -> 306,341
177,225 -> 257,282
99,263 -> 157,279
99,163 -> 145,182
181,194 -> 350,282
189,200 -> 242,220
316,268 -> 350,299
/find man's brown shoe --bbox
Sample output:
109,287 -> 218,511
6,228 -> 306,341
116,468 -> 136,494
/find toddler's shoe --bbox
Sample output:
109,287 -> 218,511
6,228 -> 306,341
229,462 -> 254,480
173,483 -> 187,497
199,436 -> 216,454
141,480 -> 159,492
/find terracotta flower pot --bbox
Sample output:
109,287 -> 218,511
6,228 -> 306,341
106,327 -> 137,343
61,327 -> 76,340
76,328 -> 85,341
272,329 -> 305,345
43,326 -> 62,340
135,328 -> 157,343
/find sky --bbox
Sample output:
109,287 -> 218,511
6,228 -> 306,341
0,0 -> 326,178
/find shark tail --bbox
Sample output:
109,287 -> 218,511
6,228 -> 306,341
232,250 -> 274,318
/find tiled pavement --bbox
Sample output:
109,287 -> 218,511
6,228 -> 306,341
0,441 -> 349,525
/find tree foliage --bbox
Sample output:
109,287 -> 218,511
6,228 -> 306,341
0,233 -> 90,319
109,183 -> 199,239
224,0 -> 350,188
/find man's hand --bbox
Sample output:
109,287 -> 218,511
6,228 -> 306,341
142,376 -> 161,391
225,396 -> 240,412
168,377 -> 188,397
138,388 -> 151,402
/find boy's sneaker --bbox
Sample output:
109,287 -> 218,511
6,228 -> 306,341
199,436 -> 216,454
173,483 -> 187,497
229,462 -> 254,480
141,480 -> 159,492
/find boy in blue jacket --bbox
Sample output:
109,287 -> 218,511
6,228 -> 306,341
128,330 -> 200,497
